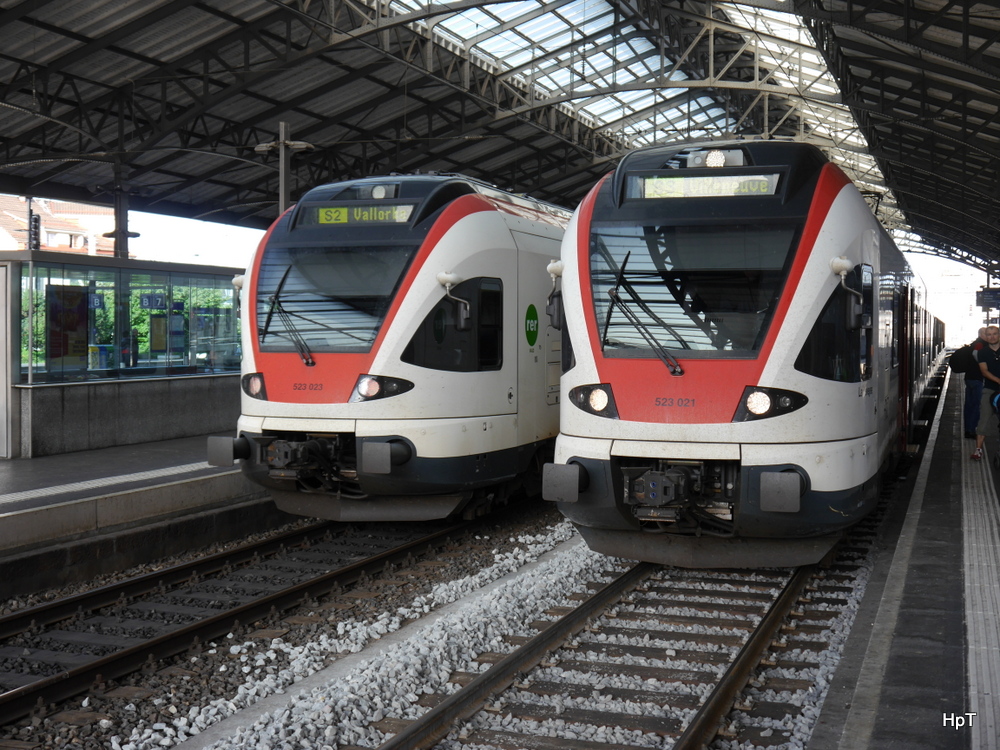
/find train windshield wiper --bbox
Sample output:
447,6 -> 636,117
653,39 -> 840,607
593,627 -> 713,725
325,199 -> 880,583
260,265 -> 291,343
601,252 -> 683,376
260,265 -> 315,366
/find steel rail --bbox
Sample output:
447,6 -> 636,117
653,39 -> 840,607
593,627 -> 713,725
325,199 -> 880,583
672,564 -> 817,748
377,561 -> 659,750
0,521 -> 335,640
0,521 -> 471,726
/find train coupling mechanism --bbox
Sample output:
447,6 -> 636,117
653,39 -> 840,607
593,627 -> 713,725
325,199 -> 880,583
624,460 -> 736,527
207,435 -> 252,466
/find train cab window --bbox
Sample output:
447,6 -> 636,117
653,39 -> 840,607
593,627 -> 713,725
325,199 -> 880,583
402,278 -> 503,372
256,243 -> 419,354
795,263 -> 874,382
590,222 -> 798,357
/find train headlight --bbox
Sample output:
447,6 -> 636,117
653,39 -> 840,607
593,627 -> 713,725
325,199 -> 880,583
569,384 -> 619,418
588,389 -> 609,412
349,374 -> 415,402
357,376 -> 381,399
746,390 -> 772,415
241,373 -> 268,400
733,386 -> 808,422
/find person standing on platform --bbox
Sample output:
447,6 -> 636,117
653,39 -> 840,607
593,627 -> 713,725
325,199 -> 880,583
964,327 -> 988,438
972,325 -> 1000,460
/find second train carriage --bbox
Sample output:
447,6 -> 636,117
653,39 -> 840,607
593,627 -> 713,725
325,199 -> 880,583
209,175 -> 570,521
542,140 -> 944,567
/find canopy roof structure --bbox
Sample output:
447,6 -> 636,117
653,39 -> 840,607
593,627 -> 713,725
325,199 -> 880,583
0,0 -> 997,268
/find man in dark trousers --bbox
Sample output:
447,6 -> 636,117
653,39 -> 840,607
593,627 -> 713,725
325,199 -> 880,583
965,327 -> 987,438
972,325 -> 1000,460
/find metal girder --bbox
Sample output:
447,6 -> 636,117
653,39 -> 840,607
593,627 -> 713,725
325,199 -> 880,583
798,0 -> 1000,266
0,0 -> 997,271
0,0 -> 633,220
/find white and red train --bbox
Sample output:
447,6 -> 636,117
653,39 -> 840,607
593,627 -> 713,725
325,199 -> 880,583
542,140 -> 944,567
209,175 -> 570,521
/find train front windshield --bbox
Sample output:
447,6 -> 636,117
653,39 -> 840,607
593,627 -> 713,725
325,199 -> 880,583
256,242 -> 418,354
591,222 -> 799,357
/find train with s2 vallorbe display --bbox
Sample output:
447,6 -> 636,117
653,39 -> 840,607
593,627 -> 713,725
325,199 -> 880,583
542,140 -> 944,567
209,174 -> 571,521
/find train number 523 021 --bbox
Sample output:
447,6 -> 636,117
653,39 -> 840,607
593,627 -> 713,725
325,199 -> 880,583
655,397 -> 695,407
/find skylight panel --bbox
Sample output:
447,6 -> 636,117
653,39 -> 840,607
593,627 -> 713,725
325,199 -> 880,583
516,14 -> 571,41
582,97 -> 620,117
615,88 -> 651,106
440,7 -> 495,34
477,30 -> 526,58
584,51 -> 617,76
558,0 -> 611,25
404,0 -> 884,204
488,0 -> 544,23
539,67 -> 574,90
567,10 -> 618,37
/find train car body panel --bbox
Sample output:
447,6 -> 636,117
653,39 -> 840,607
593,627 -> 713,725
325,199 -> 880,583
544,140 -> 944,567
212,174 -> 570,521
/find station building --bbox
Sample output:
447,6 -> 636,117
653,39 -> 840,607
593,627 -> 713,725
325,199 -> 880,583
0,197 -> 243,459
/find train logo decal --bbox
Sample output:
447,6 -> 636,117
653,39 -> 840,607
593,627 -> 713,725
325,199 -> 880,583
525,304 -> 539,346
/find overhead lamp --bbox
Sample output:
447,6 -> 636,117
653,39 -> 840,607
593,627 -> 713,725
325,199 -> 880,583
705,150 -> 727,168
254,140 -> 314,154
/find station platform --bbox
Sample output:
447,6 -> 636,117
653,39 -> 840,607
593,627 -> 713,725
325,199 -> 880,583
0,434 -> 285,600
810,367 -> 998,750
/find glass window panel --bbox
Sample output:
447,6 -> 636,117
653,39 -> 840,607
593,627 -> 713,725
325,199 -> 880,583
124,270 -> 170,377
257,243 -> 419,355
591,222 -> 799,357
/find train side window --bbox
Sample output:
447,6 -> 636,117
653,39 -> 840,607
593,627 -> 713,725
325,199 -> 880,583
794,264 -> 873,382
401,277 -> 503,372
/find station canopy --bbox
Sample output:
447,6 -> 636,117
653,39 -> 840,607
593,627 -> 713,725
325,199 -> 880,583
0,0 -> 997,268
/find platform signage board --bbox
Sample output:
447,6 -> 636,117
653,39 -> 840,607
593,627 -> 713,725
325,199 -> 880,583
976,288 -> 1000,310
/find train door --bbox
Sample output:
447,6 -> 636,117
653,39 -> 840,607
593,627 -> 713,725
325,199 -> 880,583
0,264 -> 8,458
396,218 -> 516,420
513,230 -> 562,445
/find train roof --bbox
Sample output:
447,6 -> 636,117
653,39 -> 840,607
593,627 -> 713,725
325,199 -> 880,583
615,140 -> 828,175
297,173 -> 570,220
608,140 -> 833,211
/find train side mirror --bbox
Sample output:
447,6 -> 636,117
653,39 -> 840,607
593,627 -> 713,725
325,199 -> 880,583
455,299 -> 471,330
546,259 -> 564,330
847,301 -> 864,330
232,274 -> 244,313
830,256 -> 866,330
546,289 -> 563,330
436,271 -> 471,331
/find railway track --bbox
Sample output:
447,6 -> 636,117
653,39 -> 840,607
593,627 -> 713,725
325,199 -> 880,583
0,464 -> 908,749
359,562 -> 813,749
314,473 -> 886,750
0,519 -> 469,727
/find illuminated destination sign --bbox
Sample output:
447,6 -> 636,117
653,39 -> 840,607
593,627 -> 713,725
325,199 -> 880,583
633,173 -> 781,199
314,204 -> 415,224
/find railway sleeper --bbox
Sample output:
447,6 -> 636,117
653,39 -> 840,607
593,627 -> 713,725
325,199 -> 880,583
484,702 -> 684,736
460,728 -> 652,750
506,679 -> 703,709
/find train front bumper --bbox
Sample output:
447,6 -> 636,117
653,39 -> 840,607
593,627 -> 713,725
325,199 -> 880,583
544,433 -> 879,539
